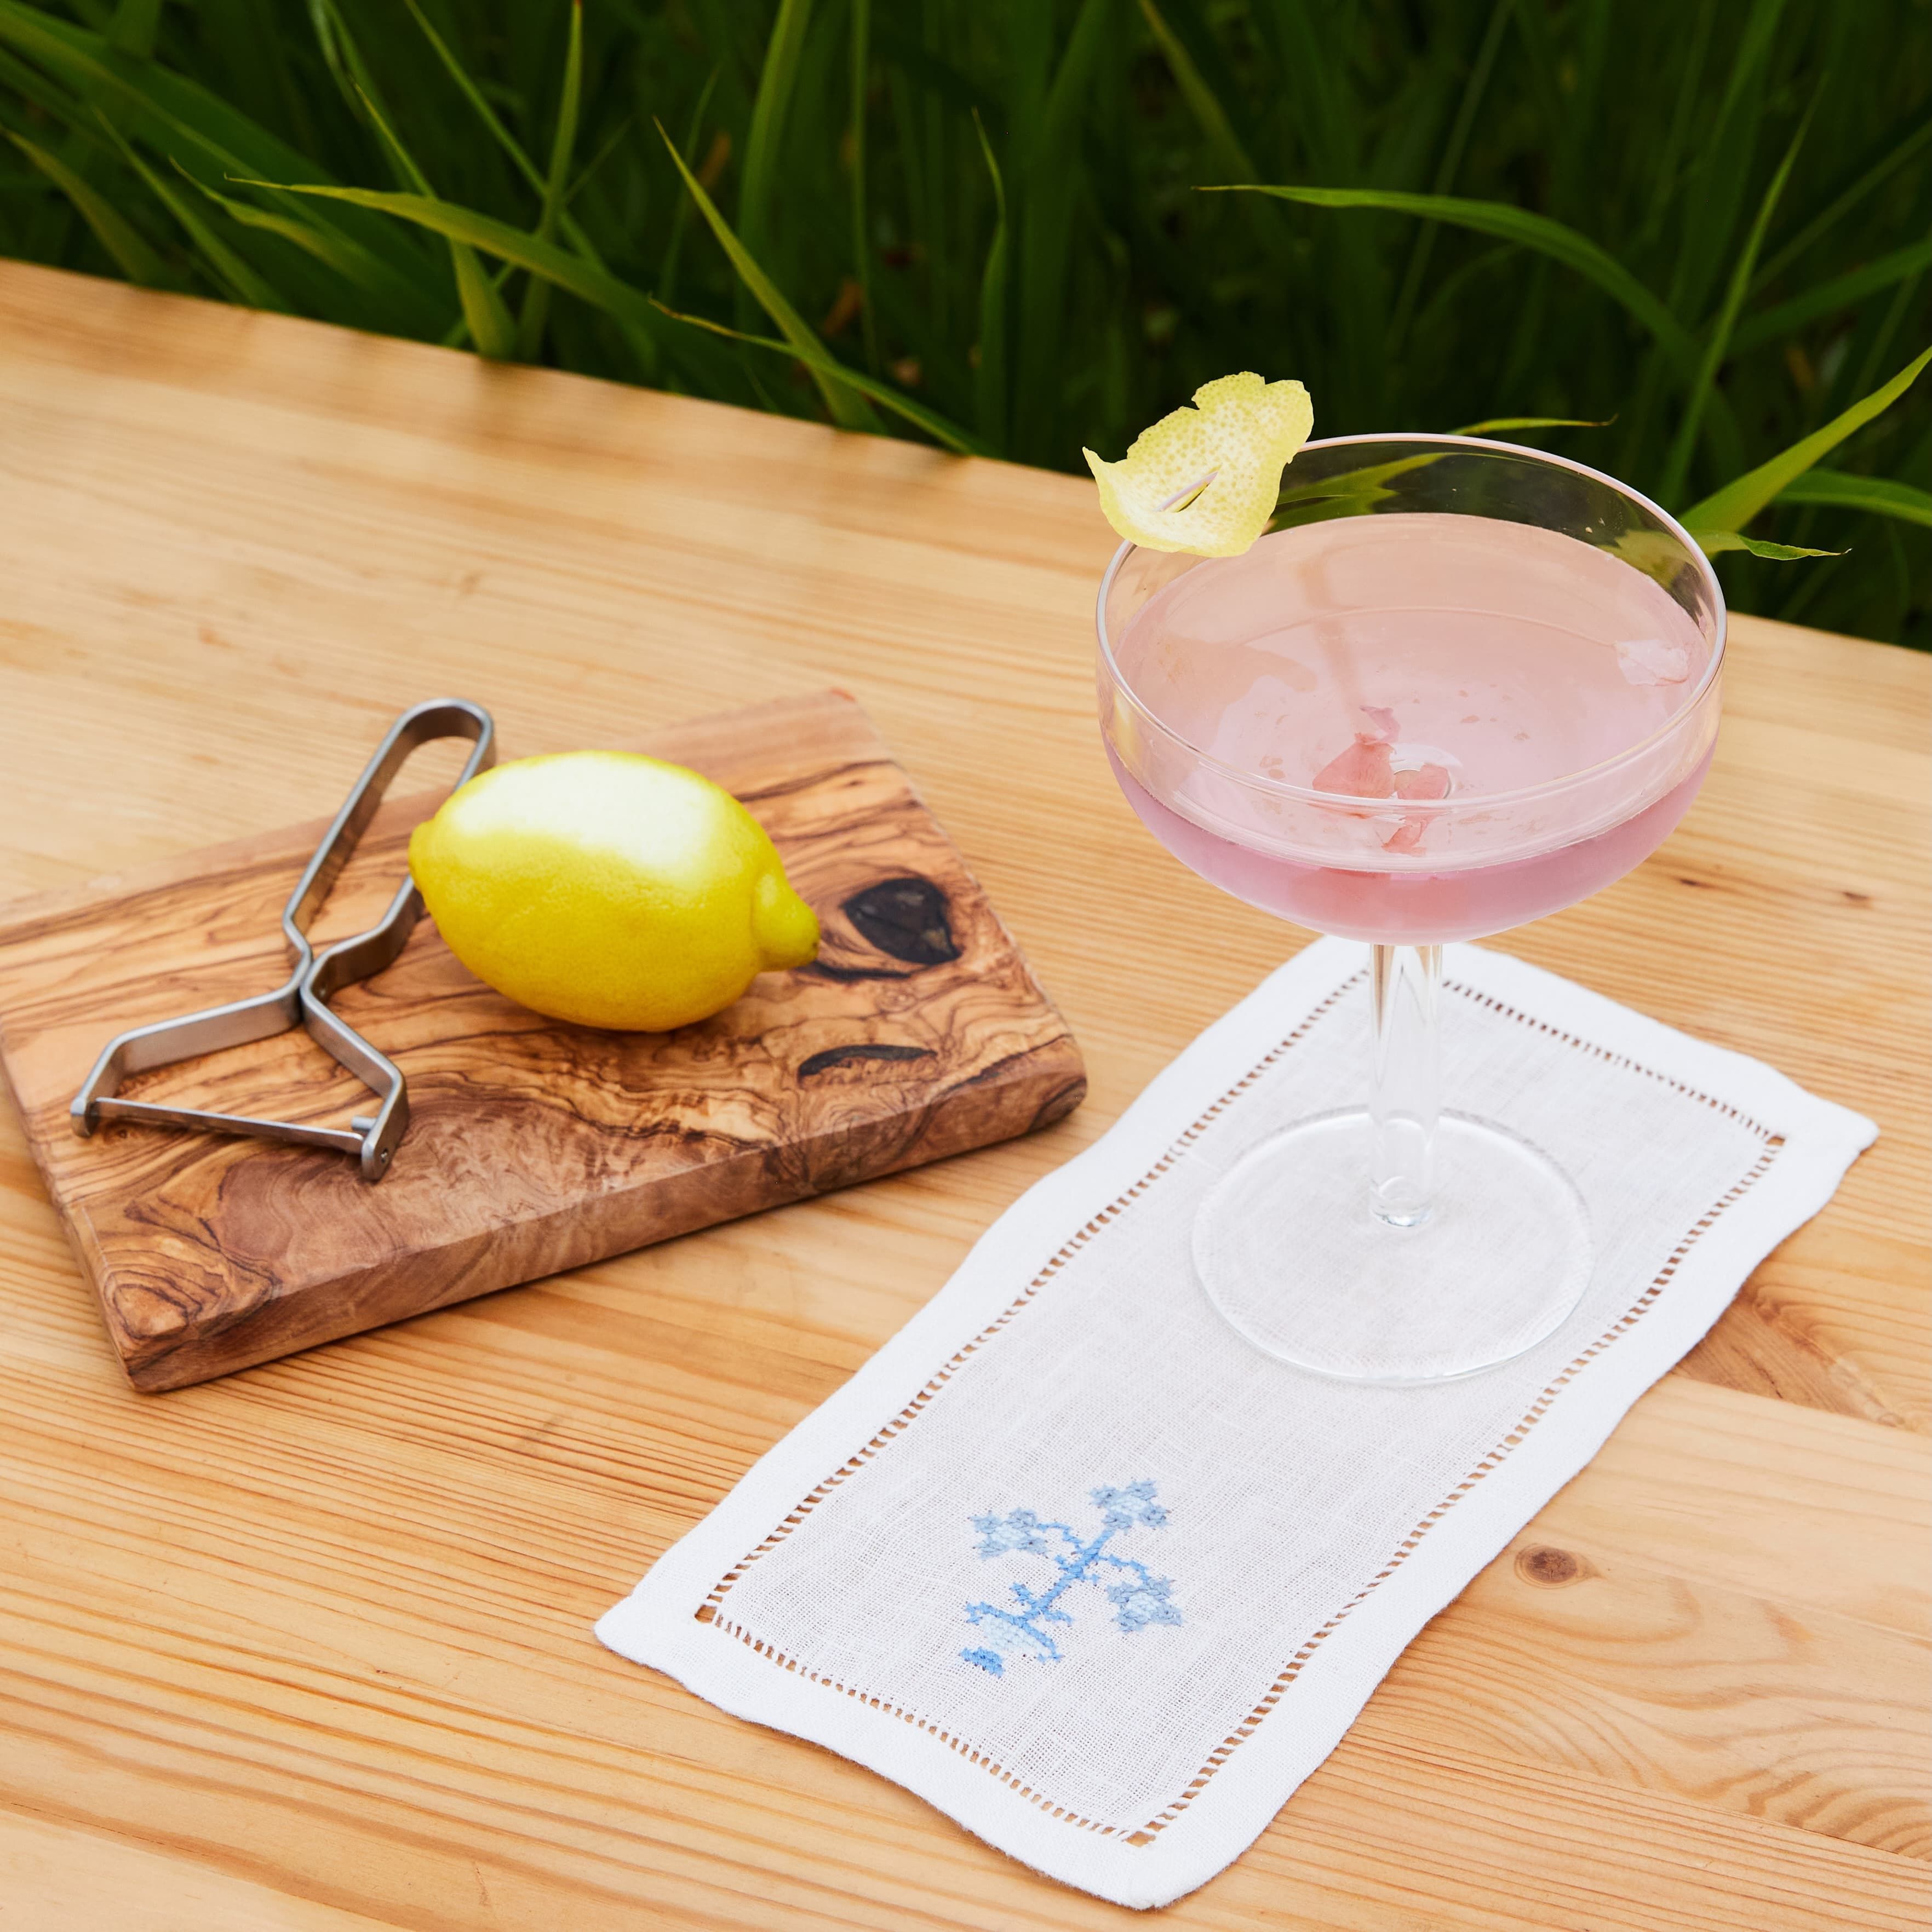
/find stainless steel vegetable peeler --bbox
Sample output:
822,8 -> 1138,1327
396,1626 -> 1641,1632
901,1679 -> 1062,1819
69,698 -> 495,1180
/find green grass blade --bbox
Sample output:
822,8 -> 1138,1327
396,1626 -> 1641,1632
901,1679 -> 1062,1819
655,67 -> 719,307
4,0 -> 1922,649
426,215 -> 511,362
971,107 -> 1008,451
737,0 -> 811,289
312,0 -> 515,353
1680,343 -> 1932,531
537,15 -> 584,220
1841,259 -> 1923,408
105,0 -> 159,59
1388,0 -> 1510,357
439,257 -> 514,350
1251,0 -> 1354,180
326,32 -> 423,194
1213,184 -> 1698,374
1658,104 -> 1809,507
1547,0 -> 1614,220
1633,0 -> 1716,258
1752,114 -> 1932,295
397,0 -> 546,197
848,0 -> 876,375
655,117 -> 876,430
1664,0 -> 1788,316
345,75 -> 514,358
564,113 -> 631,209
0,36 -> 87,125
308,0 -> 408,174
650,297 -> 989,454
5,127 -> 168,283
1695,530 -> 1843,559
1138,0 -> 1253,179
871,13 -> 1000,122
80,0 -> 175,156
517,0 -> 583,360
237,175 -> 683,357
393,0 -> 640,372
399,0 -> 606,276
108,130 -> 289,307
303,0 -> 354,119
1132,0 -> 1263,168
0,4 -> 307,190
1773,469 -> 1932,527
1010,0 -> 1109,462
1449,416 -> 1613,434
177,165 -> 442,329
1242,1 -> 1383,425
0,0 -> 416,280
1730,239 -> 1932,356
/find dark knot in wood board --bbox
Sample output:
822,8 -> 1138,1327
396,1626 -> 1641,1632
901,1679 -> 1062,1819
1514,1544 -> 1595,1588
841,877 -> 959,967
798,1043 -> 936,1079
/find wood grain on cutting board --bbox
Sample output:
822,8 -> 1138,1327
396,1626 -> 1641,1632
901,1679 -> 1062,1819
0,690 -> 1083,1389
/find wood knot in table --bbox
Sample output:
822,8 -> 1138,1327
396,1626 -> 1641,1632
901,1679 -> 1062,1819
1515,1544 -> 1595,1588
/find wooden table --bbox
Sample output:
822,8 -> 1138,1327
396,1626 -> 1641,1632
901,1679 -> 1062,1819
0,259 -> 1924,1931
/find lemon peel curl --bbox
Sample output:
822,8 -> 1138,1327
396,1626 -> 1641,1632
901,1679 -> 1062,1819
1083,372 -> 1313,558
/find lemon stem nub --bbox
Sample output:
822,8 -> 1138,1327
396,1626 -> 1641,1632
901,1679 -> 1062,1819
754,869 -> 822,970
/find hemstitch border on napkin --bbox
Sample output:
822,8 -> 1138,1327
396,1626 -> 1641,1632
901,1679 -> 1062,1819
692,968 -> 1785,1843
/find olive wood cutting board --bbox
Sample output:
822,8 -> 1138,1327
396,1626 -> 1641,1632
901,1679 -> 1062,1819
0,690 -> 1085,1391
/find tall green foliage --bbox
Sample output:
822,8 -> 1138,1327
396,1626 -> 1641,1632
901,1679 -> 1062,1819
0,0 -> 1925,643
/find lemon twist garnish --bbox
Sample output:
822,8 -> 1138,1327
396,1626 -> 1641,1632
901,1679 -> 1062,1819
1083,372 -> 1313,558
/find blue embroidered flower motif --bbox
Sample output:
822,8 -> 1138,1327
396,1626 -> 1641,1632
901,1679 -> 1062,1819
971,1507 -> 1058,1558
1107,1573 -> 1183,1632
961,1482 -> 1182,1677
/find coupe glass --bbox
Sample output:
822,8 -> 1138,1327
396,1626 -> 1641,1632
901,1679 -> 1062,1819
1097,435 -> 1724,1383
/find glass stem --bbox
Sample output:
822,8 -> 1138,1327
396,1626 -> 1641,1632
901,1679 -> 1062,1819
1369,943 -> 1441,1228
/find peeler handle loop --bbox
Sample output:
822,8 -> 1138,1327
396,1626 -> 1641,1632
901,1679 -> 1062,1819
282,698 -> 492,962
70,697 -> 496,1182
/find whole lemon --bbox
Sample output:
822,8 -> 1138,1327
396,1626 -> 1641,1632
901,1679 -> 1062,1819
408,750 -> 819,1031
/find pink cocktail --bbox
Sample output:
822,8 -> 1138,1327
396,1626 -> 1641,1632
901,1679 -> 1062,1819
1097,436 -> 1724,1383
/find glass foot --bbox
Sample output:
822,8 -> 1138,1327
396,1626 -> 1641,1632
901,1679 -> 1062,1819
1192,1109 -> 1592,1384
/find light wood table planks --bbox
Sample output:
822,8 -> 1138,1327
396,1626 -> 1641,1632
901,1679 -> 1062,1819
1,259 -> 1925,1931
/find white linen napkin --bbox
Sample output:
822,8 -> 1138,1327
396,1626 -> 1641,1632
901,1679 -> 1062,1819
596,938 -> 1875,1909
